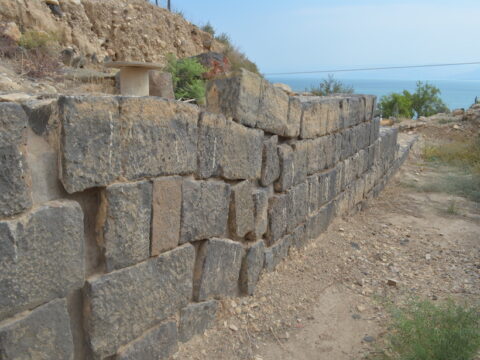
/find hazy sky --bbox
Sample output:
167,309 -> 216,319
153,0 -> 480,79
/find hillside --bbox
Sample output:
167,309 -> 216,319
0,0 -> 224,65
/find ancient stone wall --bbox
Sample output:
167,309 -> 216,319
0,69 -> 414,359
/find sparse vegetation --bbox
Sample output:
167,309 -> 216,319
18,30 -> 57,50
214,32 -> 260,74
201,22 -> 215,36
165,54 -> 207,104
309,74 -> 354,96
446,200 -> 459,215
379,82 -> 449,119
371,299 -> 480,360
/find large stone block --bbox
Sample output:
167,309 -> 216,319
0,299 -> 74,360
251,188 -> 269,240
342,96 -> 365,127
365,95 -> 377,122
260,135 -> 280,186
290,224 -> 307,250
0,200 -> 84,321
59,96 -> 199,193
117,321 -> 178,360
274,144 -> 294,192
178,301 -> 218,342
180,180 -> 231,243
292,141 -> 309,185
59,96 -> 122,193
286,182 -> 308,233
257,80 -> 290,135
84,244 -> 195,359
286,97 -> 302,137
264,235 -> 291,272
194,238 -> 244,301
152,176 -> 183,256
118,97 -> 199,180
206,68 -> 261,128
307,175 -> 320,216
240,240 -> 265,295
266,193 -> 287,245
198,112 -> 263,180
299,97 -> 341,139
101,181 -> 152,271
0,102 -> 32,217
229,181 -> 255,238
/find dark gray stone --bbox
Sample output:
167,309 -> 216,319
251,188 -> 269,240
198,112 -> 263,180
194,238 -> 244,301
264,235 -> 291,272
0,299 -> 74,360
22,98 -> 56,136
286,181 -> 308,233
180,180 -> 231,243
101,181 -> 152,271
292,141 -> 308,185
274,144 -> 294,192
0,200 -> 84,321
290,224 -> 307,249
178,301 -> 218,342
229,181 -> 255,238
0,102 -> 31,217
240,240 -> 265,295
118,97 -> 199,180
84,244 -> 195,359
59,96 -> 122,193
266,193 -> 287,245
307,175 -> 320,216
117,321 -> 178,360
260,135 -> 280,186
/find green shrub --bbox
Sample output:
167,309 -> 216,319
382,299 -> 480,360
215,32 -> 231,46
310,74 -> 354,96
165,54 -> 207,104
379,82 -> 448,119
201,22 -> 215,36
18,30 -> 57,50
214,32 -> 260,74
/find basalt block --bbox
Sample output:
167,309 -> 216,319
178,301 -> 218,342
260,135 -> 280,186
240,240 -> 265,295
116,321 -> 178,360
84,244 -> 195,359
266,193 -> 288,245
264,235 -> 291,272
251,188 -> 269,240
180,180 -> 231,243
0,299 -> 74,360
0,200 -> 84,321
229,180 -> 255,238
194,238 -> 244,301
198,112 -> 263,180
0,102 -> 31,217
101,181 -> 152,271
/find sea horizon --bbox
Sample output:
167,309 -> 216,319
266,77 -> 480,111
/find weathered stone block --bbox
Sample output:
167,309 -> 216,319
180,180 -> 231,243
22,98 -> 56,136
260,135 -> 280,186
299,97 -> 341,139
266,193 -> 287,245
117,321 -> 178,360
258,80 -> 290,135
306,138 -> 321,175
240,240 -> 265,295
307,175 -> 320,215
286,96 -> 302,137
292,141 -> 309,185
198,112 -> 263,180
365,95 -> 376,121
152,176 -> 182,256
251,188 -> 269,240
0,299 -> 74,360
101,181 -> 152,271
370,117 -> 380,144
274,144 -> 294,192
179,301 -> 218,342
290,224 -> 307,249
286,181 -> 308,233
84,244 -> 195,359
194,238 -> 244,301
206,68 -> 261,128
0,102 -> 32,217
229,181 -> 255,238
0,200 -> 84,321
324,134 -> 336,169
118,97 -> 199,180
342,96 -> 365,127
59,96 -> 122,193
306,203 -> 333,240
264,235 -> 291,272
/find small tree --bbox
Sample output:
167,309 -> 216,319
310,74 -> 354,96
378,90 -> 414,118
165,54 -> 207,104
412,81 -> 448,117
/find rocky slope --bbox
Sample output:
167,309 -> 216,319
0,0 -> 223,64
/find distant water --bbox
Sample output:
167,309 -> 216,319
266,77 -> 480,111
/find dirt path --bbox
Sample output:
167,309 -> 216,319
175,138 -> 480,360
